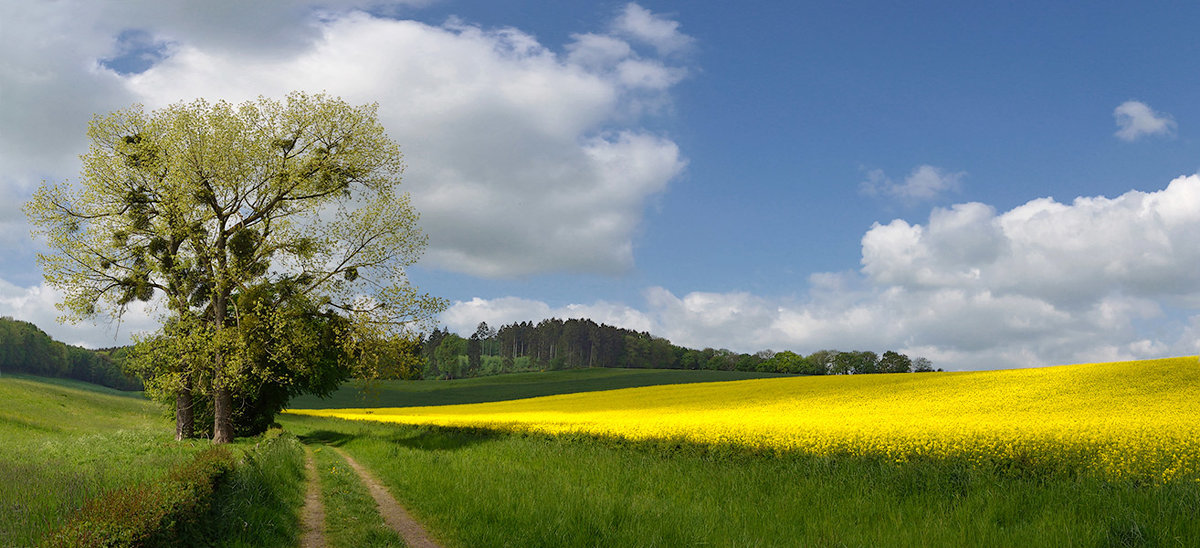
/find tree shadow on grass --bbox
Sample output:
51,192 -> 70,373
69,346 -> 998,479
298,429 -> 357,447
384,426 -> 498,452
298,425 -> 496,452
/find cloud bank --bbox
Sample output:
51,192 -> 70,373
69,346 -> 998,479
444,175 -> 1200,370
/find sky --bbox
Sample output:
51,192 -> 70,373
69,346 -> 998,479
2,1 -> 1199,370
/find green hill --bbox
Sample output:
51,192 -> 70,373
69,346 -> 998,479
0,374 -> 201,546
0,316 -> 141,390
288,367 -> 787,409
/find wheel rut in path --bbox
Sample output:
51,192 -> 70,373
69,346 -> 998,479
331,446 -> 443,548
299,447 -> 327,548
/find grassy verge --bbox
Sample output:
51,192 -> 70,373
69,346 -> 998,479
205,430 -> 308,547
280,414 -> 1200,547
289,367 -> 787,409
309,444 -> 407,547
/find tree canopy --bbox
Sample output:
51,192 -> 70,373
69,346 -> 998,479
27,92 -> 445,442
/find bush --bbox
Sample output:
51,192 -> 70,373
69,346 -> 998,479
46,447 -> 235,547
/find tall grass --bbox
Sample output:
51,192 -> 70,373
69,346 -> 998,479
280,414 -> 1200,547
205,430 -> 308,547
295,357 -> 1200,482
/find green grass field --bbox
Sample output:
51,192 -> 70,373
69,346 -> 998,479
0,374 -> 207,546
288,367 -> 787,409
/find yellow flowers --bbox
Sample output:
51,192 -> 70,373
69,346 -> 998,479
290,357 -> 1200,481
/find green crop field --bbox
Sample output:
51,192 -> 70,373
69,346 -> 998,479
288,367 -> 787,409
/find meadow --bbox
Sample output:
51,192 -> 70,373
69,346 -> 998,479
281,357 -> 1200,545
0,374 -> 309,547
0,374 -> 207,545
280,413 -> 1200,546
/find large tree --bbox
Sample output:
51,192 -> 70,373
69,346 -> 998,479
27,92 -> 445,443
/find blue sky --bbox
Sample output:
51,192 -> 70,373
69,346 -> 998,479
2,1 -> 1198,370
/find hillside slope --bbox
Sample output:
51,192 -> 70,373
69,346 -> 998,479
0,374 -> 199,546
288,367 -> 787,409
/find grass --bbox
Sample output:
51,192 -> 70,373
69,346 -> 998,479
0,374 -> 311,547
206,430 -> 308,547
0,374 -> 207,546
308,444 -> 407,547
288,367 -> 788,409
280,414 -> 1200,547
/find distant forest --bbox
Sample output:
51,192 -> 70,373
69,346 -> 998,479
0,317 -> 141,390
0,316 -> 938,388
411,318 -> 940,380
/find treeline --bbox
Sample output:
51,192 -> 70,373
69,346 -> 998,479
410,318 -> 938,380
0,317 -> 142,390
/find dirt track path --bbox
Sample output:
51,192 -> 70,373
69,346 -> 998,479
331,447 -> 443,548
299,447 -> 327,548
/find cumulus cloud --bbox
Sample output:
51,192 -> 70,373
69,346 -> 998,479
123,7 -> 689,278
444,175 -> 1200,370
863,174 -> 1200,306
1113,100 -> 1176,141
860,165 -> 964,202
2,1 -> 690,282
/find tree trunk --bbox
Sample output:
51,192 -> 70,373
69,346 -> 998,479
212,385 -> 233,444
175,379 -> 194,441
211,283 -> 234,444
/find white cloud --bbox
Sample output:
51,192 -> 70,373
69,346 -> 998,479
1113,100 -> 1176,141
612,3 -> 694,56
120,8 -> 689,278
441,296 -> 653,336
2,2 -> 690,281
861,174 -> 1200,307
860,165 -> 964,202
444,174 -> 1200,371
0,279 -> 161,348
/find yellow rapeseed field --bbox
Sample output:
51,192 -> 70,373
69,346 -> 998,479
290,357 -> 1200,481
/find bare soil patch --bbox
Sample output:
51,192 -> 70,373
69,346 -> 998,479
299,447 -> 327,548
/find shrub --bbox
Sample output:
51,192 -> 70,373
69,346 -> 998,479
46,447 -> 235,547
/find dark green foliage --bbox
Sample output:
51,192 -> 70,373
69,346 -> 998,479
413,316 -> 937,380
878,350 -> 913,373
46,447 -> 235,547
179,282 -> 355,438
0,317 -> 141,390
